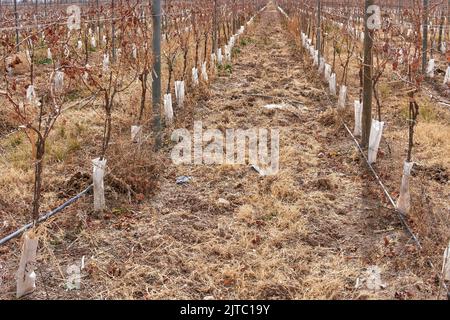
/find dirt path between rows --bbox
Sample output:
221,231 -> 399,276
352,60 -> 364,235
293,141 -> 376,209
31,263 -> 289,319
1,3 -> 436,300
145,5 -> 433,299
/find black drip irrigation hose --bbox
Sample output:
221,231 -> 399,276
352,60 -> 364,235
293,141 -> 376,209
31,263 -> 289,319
342,124 -> 422,248
0,184 -> 93,246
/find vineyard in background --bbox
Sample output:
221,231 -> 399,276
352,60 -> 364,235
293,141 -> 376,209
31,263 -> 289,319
0,0 -> 267,298
277,0 -> 450,298
0,0 -> 449,300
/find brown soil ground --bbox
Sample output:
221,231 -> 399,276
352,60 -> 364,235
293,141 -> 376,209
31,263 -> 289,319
1,3 -> 449,300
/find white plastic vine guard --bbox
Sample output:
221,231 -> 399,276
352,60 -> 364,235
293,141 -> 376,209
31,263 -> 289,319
132,44 -> 137,60
444,67 -> 450,85
354,100 -> 363,137
102,54 -> 110,73
318,57 -> 325,74
338,85 -> 347,109
192,68 -> 199,86
26,85 -> 36,103
201,62 -> 209,82
443,242 -> 450,281
329,73 -> 336,95
16,231 -> 38,298
324,64 -> 331,82
426,59 -> 435,78
164,93 -> 174,122
368,119 -> 384,164
225,45 -> 232,62
54,71 -> 64,91
93,158 -> 107,211
309,46 -> 315,58
440,42 -> 447,54
174,80 -> 185,107
131,125 -> 142,144
217,48 -> 223,65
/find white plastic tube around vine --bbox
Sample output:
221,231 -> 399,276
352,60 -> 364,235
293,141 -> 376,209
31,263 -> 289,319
93,158 -> 107,211
313,50 -> 319,66
47,48 -> 52,60
309,46 -> 315,58
132,43 -> 137,60
211,53 -> 216,66
329,73 -> 336,95
131,125 -> 142,144
164,93 -> 174,122
229,35 -> 236,48
174,80 -> 185,107
443,242 -> 450,281
338,85 -> 347,109
324,64 -> 331,82
224,45 -> 231,62
368,119 -> 385,164
217,48 -> 223,65
91,36 -> 96,48
102,54 -> 110,73
192,67 -> 199,86
426,59 -> 435,78
77,39 -> 83,50
354,100 -> 363,136
444,66 -> 450,85
26,85 -> 36,103
54,71 -> 64,91
318,57 -> 325,74
16,231 -> 38,298
396,161 -> 414,215
201,62 -> 209,82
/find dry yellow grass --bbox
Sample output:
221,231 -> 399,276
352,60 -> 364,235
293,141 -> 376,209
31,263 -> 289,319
0,3 -> 449,301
